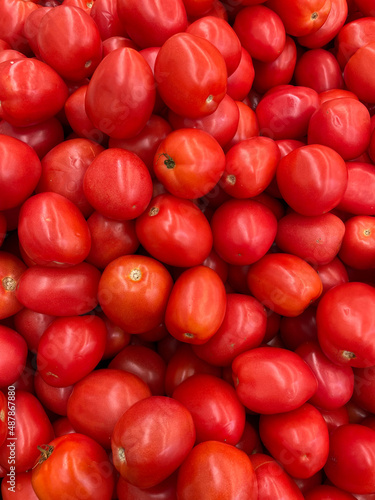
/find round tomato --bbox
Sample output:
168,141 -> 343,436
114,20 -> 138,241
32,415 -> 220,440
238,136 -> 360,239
226,47 -> 255,101
0,326 -> 27,387
339,215 -> 375,270
337,162 -> 375,215
335,17 -> 375,69
344,42 -> 375,103
33,372 -> 73,417
295,49 -> 344,93
0,251 -> 26,320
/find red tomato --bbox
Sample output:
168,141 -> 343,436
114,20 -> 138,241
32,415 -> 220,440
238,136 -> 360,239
165,265 -> 226,345
117,0 -> 187,48
337,162 -> 375,215
0,251 -> 26,320
259,403 -> 329,478
108,345 -> 166,395
318,406 -> 350,434
37,315 -> 107,387
1,471 -> 39,500
335,17 -> 375,69
116,473 -> 178,500
220,136 -> 280,198
226,47 -> 255,101
192,293 -> 267,366
252,36 -> 297,94
0,213 -> 5,247
324,424 -> 375,494
224,101 -> 259,150
83,148 -> 153,220
296,341 -> 354,410
352,366 -> 375,414
0,391 -> 54,473
176,440 -> 258,499
37,6 -> 102,81
0,391 -> 6,448
339,216 -> 375,270
154,32 -> 227,119
319,89 -> 359,104
265,0 -> 332,37
67,369 -> 151,448
0,135 -> 41,211
0,326 -> 27,386
36,138 -> 104,218
250,453 -> 305,499
102,35 -> 138,56
256,85 -> 319,140
0,58 -> 68,127
295,49 -> 344,92
52,417 -> 75,438
344,42 -> 375,103
135,194 -> 213,267
276,144 -> 348,216
279,306 -> 318,350
233,346 -> 318,414
99,312 -> 131,360
275,212 -> 345,266
247,253 -> 323,317
98,254 -> 173,335
90,0 -> 127,41
33,372 -> 73,416
18,192 -> 91,267
16,262 -> 101,316
305,484 -> 357,499
173,373 -> 245,445
316,282 -> 375,367
153,128 -> 226,199
86,47 -> 156,139
0,0 -> 39,55
308,98 -> 371,160
211,199 -> 277,266
111,396 -> 196,488
233,5 -> 286,62
182,0 -> 216,17
314,257 -> 349,301
31,433 -> 115,500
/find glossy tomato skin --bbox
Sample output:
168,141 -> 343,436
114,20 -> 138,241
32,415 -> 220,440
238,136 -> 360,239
31,433 -> 115,500
0,391 -> 54,473
314,257 -> 349,302
304,484 -> 357,499
98,254 -> 173,335
37,315 -> 107,387
247,253 -> 323,317
111,396 -> 196,489
226,47 -> 255,101
295,341 -> 354,410
176,440 -> 258,500
0,135 -> 41,211
90,0 -> 127,41
165,266 -> 226,345
232,346 -> 317,414
337,162 -> 375,215
135,194 -> 213,267
192,293 -> 267,366
307,98 -> 371,161
224,101 -> 259,150
0,326 -> 28,386
344,42 -> 375,103
210,199 -> 277,266
86,47 -> 156,139
324,424 -> 375,494
67,369 -> 151,448
15,262 -> 101,316
0,251 -> 26,320
352,366 -> 375,414
276,144 -> 348,216
1,470 -> 39,500
259,403 -> 330,479
335,17 -> 375,69
33,372 -> 73,416
153,128 -> 226,199
316,282 -> 375,367
295,49 -> 344,93
83,148 -> 153,220
339,216 -> 375,270
0,58 -> 69,127
172,373 -> 246,444
154,32 -> 227,119
250,453 -> 305,500
0,0 -> 39,55
116,473 -> 178,500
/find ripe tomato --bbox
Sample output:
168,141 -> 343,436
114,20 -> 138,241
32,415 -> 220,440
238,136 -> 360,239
90,0 -> 127,41
165,265 -> 226,345
135,194 -> 213,267
335,17 -> 375,69
31,433 -> 115,500
0,251 -> 26,320
247,253 -> 323,316
37,315 -> 107,387
324,424 -> 375,494
176,440 -> 258,499
232,346 -> 318,414
111,396 -> 196,488
314,257 -> 349,301
337,162 -> 375,215
86,47 -> 156,139
339,216 -> 375,270
153,128 -> 226,199
344,42 -> 375,103
276,144 -> 348,216
226,47 -> 255,101
259,403 -> 329,479
154,32 -> 227,119
304,484 -> 357,499
83,148 -> 153,220
316,282 -> 375,367
0,326 -> 27,386
295,49 -> 344,93
352,366 -> 375,414
98,254 -> 173,334
33,372 -> 73,417
116,473 -> 178,500
18,192 -> 91,267
224,100 -> 259,150
0,0 -> 39,55
1,470 -> 39,500
0,391 -> 6,448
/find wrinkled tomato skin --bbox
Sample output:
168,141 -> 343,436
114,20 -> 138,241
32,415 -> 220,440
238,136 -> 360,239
316,282 -> 375,367
232,346 -> 318,414
165,266 -> 226,345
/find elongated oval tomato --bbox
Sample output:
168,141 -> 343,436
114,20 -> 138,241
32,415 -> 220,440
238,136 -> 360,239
232,346 -> 317,414
0,325 -> 28,386
154,32 -> 227,119
165,266 -> 226,345
247,253 -> 323,317
98,254 -> 173,335
135,194 -> 213,267
86,47 -> 156,139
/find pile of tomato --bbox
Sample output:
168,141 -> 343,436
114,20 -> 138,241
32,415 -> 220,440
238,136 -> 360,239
1,0 -> 375,498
